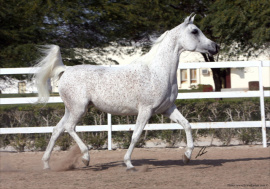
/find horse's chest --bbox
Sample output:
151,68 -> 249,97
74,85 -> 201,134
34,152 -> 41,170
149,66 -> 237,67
153,84 -> 178,114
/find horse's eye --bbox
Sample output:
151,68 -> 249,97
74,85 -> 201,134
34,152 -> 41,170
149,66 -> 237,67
191,29 -> 198,35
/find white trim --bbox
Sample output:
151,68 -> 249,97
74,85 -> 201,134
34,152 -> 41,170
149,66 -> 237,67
1,121 -> 269,134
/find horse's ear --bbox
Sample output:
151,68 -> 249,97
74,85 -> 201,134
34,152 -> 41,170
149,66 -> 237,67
184,13 -> 196,25
184,16 -> 190,25
190,14 -> 196,23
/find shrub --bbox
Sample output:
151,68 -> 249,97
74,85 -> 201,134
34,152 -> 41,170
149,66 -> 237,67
0,98 -> 269,151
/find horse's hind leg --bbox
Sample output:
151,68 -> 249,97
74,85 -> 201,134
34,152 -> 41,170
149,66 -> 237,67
64,106 -> 90,166
42,110 -> 68,169
163,104 -> 194,164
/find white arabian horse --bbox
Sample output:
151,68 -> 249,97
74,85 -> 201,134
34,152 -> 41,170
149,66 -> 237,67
34,14 -> 219,171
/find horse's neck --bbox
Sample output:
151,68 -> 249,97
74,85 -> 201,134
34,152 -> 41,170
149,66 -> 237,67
149,31 -> 183,84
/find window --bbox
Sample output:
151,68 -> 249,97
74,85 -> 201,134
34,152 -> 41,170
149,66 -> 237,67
181,69 -> 187,83
190,69 -> 197,83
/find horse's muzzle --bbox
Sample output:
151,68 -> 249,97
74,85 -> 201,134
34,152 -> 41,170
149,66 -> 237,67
209,42 -> 220,55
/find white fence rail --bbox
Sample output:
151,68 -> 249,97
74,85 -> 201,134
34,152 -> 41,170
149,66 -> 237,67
1,61 -> 269,149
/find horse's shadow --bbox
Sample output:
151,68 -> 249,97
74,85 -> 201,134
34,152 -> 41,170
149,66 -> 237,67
78,156 -> 270,172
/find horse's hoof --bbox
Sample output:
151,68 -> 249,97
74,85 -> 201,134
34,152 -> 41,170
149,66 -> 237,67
43,164 -> 50,170
126,167 -> 137,172
183,154 -> 190,164
82,158 -> 89,166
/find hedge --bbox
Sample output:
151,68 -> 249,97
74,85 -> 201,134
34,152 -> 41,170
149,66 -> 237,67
0,98 -> 269,151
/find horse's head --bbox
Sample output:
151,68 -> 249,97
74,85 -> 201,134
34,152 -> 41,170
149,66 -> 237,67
177,14 -> 219,55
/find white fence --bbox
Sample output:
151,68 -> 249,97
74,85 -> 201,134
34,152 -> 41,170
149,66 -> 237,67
0,61 -> 269,149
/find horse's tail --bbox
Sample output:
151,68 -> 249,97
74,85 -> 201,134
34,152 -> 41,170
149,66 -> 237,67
34,45 -> 66,103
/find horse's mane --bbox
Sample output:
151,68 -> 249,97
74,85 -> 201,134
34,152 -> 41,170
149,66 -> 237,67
132,31 -> 169,65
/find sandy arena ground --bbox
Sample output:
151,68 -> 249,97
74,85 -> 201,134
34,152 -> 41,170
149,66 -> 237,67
0,145 -> 269,189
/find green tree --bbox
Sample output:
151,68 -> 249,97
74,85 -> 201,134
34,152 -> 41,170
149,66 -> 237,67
0,1 -> 48,67
196,0 -> 270,91
201,0 -> 270,58
0,0 -> 186,67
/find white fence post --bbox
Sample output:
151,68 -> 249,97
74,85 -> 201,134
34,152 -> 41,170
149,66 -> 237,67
107,113 -> 112,150
259,61 -> 267,147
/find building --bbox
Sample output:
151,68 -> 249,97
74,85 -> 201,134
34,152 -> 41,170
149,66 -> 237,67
177,51 -> 270,91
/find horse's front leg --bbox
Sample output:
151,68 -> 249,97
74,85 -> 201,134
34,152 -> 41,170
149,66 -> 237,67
124,107 -> 152,171
163,104 -> 194,164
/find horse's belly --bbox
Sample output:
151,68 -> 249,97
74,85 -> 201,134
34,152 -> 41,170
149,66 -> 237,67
92,99 -> 138,115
